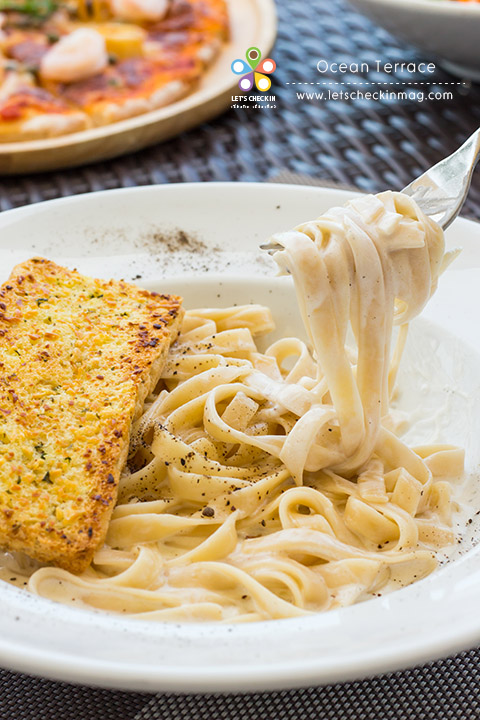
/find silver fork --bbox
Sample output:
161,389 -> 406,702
262,128 -> 480,256
402,127 -> 480,230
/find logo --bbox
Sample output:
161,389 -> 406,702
231,47 -> 276,93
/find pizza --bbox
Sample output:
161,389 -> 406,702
0,0 -> 229,141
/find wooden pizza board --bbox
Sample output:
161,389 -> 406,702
0,0 -> 277,174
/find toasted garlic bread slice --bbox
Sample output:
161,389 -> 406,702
0,258 -> 183,573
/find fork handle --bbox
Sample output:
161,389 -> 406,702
403,128 -> 480,230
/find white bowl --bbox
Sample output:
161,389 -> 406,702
0,183 -> 479,692
348,0 -> 480,81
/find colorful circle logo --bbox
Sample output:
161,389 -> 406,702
231,46 -> 276,93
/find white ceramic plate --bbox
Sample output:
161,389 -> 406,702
347,0 -> 480,81
0,182 -> 479,693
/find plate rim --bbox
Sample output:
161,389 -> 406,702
349,0 -> 480,15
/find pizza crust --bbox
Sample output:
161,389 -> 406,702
0,106 -> 90,142
87,78 -> 192,124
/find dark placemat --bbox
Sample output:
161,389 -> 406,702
1,0 -> 480,216
1,648 -> 480,719
1,0 -> 480,716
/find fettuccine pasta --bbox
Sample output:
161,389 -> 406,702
23,191 -> 464,621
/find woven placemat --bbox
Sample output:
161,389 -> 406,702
1,0 -> 480,217
1,0 -> 480,715
1,648 -> 480,719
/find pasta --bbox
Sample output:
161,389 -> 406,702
19,191 -> 466,621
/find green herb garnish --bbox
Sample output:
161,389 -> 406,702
0,0 -> 58,19
34,443 -> 46,459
